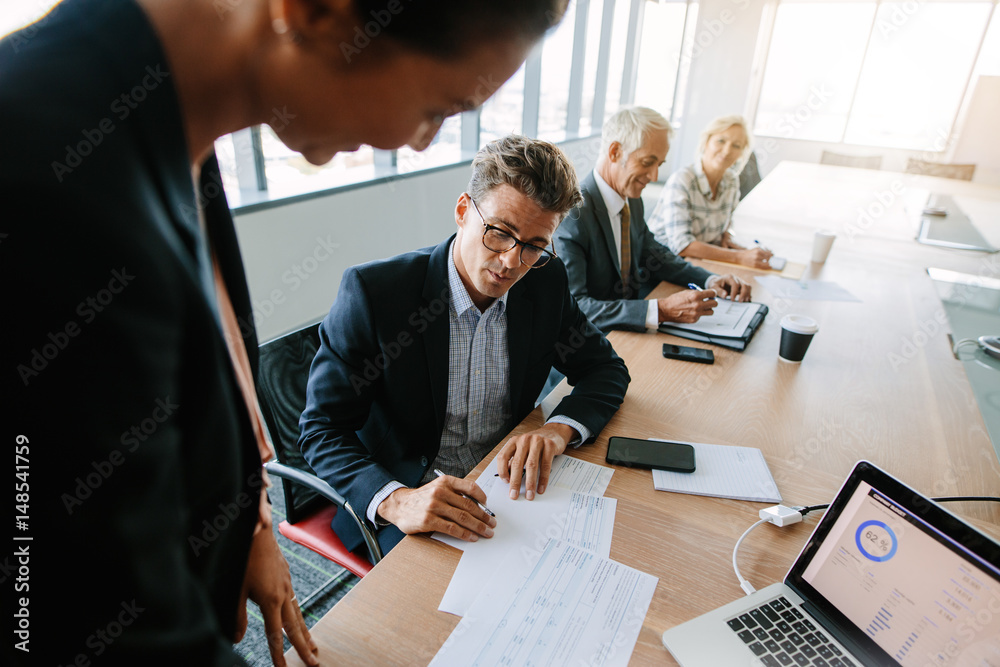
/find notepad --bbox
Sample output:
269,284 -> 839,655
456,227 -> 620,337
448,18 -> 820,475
658,301 -> 768,350
650,440 -> 781,503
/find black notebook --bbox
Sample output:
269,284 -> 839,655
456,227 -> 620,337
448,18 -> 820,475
658,302 -> 768,351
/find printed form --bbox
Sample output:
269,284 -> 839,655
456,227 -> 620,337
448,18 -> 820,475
475,453 -> 614,497
434,476 -> 617,616
430,539 -> 657,667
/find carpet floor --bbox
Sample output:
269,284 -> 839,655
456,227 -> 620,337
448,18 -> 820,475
234,477 -> 360,666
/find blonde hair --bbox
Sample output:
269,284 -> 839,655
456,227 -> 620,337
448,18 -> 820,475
600,106 -> 673,160
697,115 -> 753,170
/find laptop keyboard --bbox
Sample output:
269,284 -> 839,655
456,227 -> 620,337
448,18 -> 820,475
726,596 -> 857,667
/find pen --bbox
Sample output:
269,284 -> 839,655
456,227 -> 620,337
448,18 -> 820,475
434,469 -> 495,517
688,283 -> 719,299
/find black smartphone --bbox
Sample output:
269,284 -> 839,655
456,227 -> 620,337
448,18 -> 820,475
605,437 -> 696,473
662,344 -> 714,364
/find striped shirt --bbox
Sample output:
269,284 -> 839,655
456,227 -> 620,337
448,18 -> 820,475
366,241 -> 589,525
648,161 -> 741,255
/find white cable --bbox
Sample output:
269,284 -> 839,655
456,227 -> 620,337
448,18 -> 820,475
733,518 -> 769,596
952,337 -> 979,356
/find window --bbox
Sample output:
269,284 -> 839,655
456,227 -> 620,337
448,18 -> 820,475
755,3 -> 875,142
578,0 -> 609,136
479,63 -> 526,145
603,0 -> 635,122
396,115 -> 462,174
633,0 -> 692,120
754,1 -> 997,151
260,125 -> 376,198
538,0 -> 579,140
210,0 -> 671,207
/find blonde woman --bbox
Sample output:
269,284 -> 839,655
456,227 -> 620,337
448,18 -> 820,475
649,115 -> 772,269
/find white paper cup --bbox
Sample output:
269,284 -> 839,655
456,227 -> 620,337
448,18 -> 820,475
779,315 -> 819,362
812,230 -> 836,263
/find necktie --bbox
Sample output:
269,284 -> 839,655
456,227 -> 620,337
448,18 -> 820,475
620,201 -> 631,296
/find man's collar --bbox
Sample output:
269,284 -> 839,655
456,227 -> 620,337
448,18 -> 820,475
593,169 -> 627,218
447,239 -> 508,316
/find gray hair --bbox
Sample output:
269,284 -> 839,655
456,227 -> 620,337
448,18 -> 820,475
600,107 -> 673,160
697,115 -> 754,169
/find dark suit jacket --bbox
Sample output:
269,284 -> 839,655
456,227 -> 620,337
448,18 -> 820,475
553,172 -> 713,332
2,1 -> 259,664
298,237 -> 630,552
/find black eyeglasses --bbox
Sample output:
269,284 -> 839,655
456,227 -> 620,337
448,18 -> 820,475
467,195 -> 556,268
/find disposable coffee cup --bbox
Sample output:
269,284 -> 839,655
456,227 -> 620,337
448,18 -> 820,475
812,230 -> 836,263
779,315 -> 819,362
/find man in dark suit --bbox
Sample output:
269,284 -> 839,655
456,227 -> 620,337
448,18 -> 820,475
553,107 -> 752,333
299,136 -> 630,554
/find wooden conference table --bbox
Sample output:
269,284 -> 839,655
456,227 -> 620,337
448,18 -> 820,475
287,162 -> 1000,666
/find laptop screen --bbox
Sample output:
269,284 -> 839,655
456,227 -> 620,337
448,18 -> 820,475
789,463 -> 1000,666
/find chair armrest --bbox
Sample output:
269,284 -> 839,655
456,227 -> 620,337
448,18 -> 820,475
263,460 -> 383,564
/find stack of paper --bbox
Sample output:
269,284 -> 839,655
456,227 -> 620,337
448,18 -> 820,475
651,440 -> 781,503
434,476 -> 617,615
429,455 -> 657,666
430,539 -> 658,667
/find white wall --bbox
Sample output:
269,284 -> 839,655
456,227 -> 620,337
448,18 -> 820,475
670,0 -> 767,173
234,137 -> 601,342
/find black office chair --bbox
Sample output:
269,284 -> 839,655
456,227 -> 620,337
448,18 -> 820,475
256,322 -> 382,585
738,151 -> 761,201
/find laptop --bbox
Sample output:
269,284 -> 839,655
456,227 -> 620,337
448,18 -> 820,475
662,460 -> 1000,667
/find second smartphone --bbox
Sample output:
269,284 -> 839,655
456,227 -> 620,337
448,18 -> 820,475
606,437 -> 696,473
663,344 -> 714,364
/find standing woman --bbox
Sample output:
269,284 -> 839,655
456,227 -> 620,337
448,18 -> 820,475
648,115 -> 773,269
1,1 -> 568,665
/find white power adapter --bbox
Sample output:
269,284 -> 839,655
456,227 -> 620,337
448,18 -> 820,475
759,505 -> 803,527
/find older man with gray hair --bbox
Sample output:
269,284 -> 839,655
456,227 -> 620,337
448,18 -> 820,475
553,106 -> 751,333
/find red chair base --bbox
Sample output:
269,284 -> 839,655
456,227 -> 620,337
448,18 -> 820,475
278,505 -> 373,578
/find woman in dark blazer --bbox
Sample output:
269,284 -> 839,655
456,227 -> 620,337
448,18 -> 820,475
0,0 -> 569,664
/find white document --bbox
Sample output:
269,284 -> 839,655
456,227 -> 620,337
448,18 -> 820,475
475,453 -> 614,497
661,298 -> 762,336
435,476 -> 617,616
757,276 -> 861,302
650,440 -> 781,503
430,539 -> 657,667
